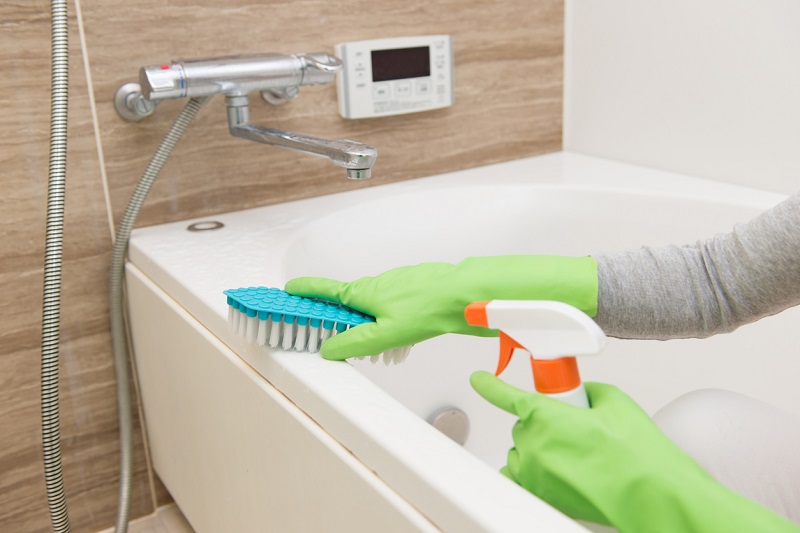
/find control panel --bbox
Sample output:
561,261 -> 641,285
336,35 -> 454,119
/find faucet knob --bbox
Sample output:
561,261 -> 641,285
298,53 -> 342,73
261,86 -> 300,106
259,53 -> 342,105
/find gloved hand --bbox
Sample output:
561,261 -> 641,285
285,255 -> 597,359
470,371 -> 800,532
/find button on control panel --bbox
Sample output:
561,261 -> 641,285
336,35 -> 454,119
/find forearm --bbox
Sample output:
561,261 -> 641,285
594,192 -> 800,339
613,470 -> 800,533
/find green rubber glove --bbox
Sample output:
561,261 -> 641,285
470,371 -> 800,532
285,255 -> 598,359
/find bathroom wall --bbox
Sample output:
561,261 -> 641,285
0,3 -> 160,533
83,0 -> 566,228
0,1 -> 564,531
564,0 -> 800,194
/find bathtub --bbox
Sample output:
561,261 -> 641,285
126,151 -> 799,532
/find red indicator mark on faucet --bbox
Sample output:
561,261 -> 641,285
160,64 -> 170,70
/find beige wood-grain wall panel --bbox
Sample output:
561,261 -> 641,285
80,0 -> 564,227
1,0 -> 563,531
0,2 -> 155,532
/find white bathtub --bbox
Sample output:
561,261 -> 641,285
126,151 -> 798,532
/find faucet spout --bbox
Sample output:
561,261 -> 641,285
226,96 -> 377,179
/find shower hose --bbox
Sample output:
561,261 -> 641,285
41,1 -> 209,528
42,0 -> 70,530
108,95 -> 208,532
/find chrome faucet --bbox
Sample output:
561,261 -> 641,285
115,52 -> 377,179
225,95 -> 375,179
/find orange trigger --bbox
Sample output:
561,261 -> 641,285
495,331 -> 527,376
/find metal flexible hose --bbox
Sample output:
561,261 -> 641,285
42,0 -> 207,527
42,0 -> 70,531
109,96 -> 209,533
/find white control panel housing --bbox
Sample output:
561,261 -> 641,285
336,35 -> 454,119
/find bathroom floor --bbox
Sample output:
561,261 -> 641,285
95,505 -> 193,533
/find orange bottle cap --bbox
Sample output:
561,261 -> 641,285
530,356 -> 581,393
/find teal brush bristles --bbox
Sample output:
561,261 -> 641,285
224,287 -> 412,364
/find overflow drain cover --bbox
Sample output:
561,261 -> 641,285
428,407 -> 470,446
187,221 -> 224,232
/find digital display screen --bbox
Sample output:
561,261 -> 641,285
371,46 -> 431,82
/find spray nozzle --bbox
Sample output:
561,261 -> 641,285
465,300 -> 607,408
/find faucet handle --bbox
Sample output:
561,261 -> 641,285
261,52 -> 343,104
261,86 -> 300,106
298,53 -> 342,73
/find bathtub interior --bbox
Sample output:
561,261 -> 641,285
281,184 -> 800,470
125,154 -> 799,531
282,184 -> 744,280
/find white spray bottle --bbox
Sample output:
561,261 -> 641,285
465,300 -> 607,408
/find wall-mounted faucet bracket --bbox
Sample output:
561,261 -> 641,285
114,83 -> 157,122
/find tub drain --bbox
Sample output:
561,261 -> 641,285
428,407 -> 470,446
187,220 -> 224,232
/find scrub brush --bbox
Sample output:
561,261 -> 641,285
224,287 -> 412,365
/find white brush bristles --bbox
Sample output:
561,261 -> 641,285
237,313 -> 247,337
246,316 -> 258,344
282,322 -> 296,351
231,308 -> 240,334
227,307 -> 412,364
356,346 -> 412,366
294,324 -> 308,351
268,320 -> 282,348
256,319 -> 268,346
307,326 -> 320,353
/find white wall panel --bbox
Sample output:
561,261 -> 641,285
565,0 -> 800,194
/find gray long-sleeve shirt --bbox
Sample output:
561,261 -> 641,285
594,191 -> 800,339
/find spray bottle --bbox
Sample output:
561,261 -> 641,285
465,300 -> 606,408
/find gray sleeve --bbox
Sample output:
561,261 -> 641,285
594,192 -> 800,340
